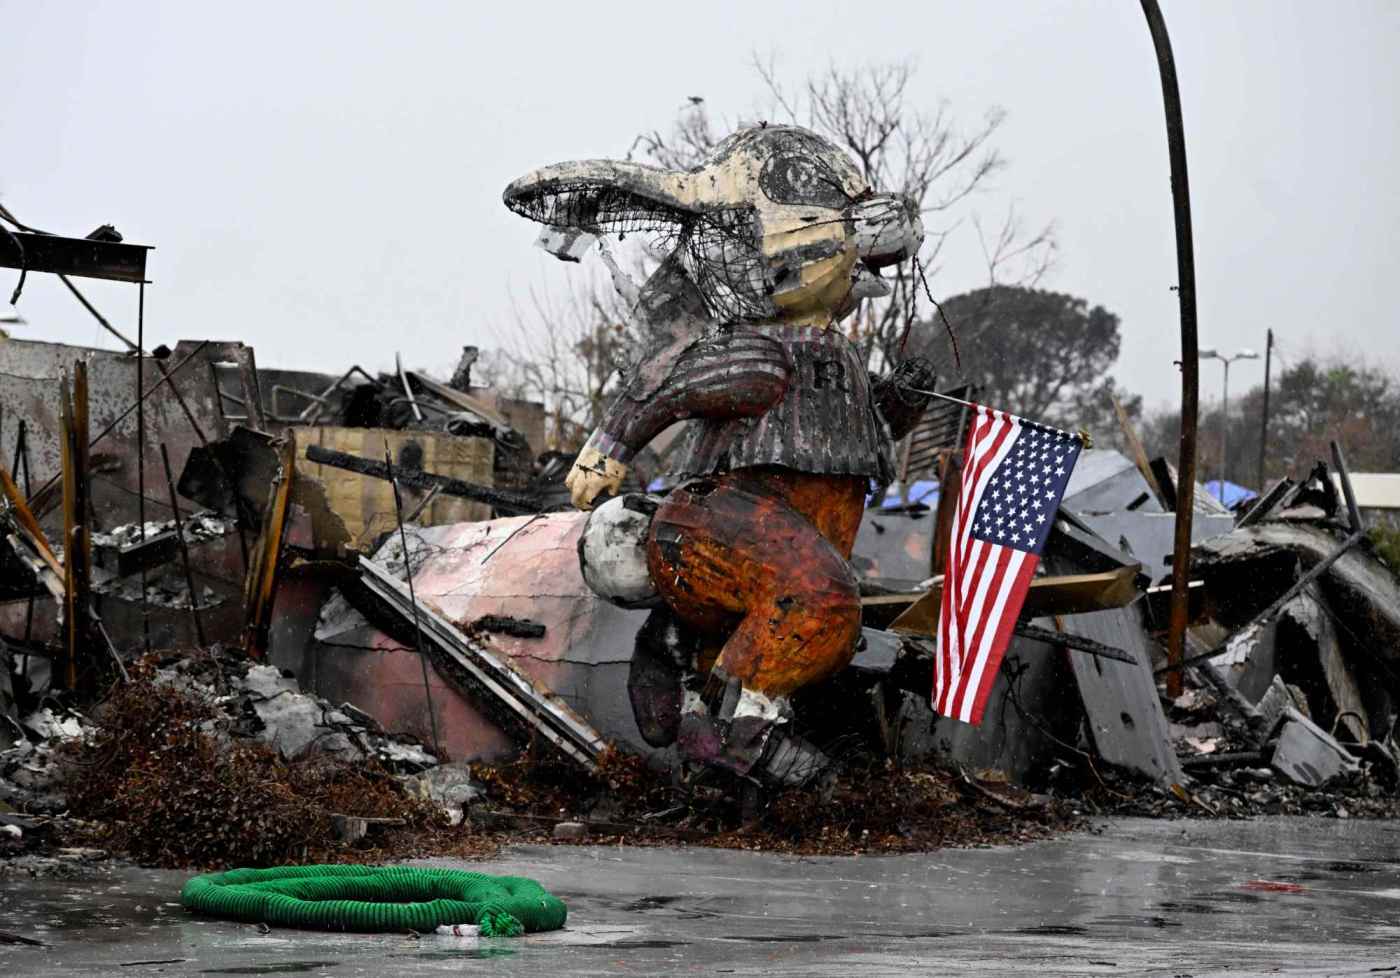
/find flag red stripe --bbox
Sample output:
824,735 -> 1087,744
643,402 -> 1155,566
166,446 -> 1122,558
957,539 -> 992,624
965,556 -> 1040,724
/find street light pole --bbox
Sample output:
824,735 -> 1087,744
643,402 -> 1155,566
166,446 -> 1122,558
1222,358 -> 1230,497
1199,348 -> 1260,503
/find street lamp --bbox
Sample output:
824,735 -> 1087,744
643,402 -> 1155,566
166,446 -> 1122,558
1199,347 -> 1260,502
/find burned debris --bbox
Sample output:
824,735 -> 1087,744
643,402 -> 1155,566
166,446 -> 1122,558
3,134 -> 1400,875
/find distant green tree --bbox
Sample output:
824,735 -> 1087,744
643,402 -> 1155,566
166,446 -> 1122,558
910,284 -> 1130,434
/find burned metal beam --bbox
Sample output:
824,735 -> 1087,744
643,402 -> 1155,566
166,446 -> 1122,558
1330,441 -> 1365,533
1157,527 -> 1368,676
303,443 -> 538,515
1141,0 -> 1202,700
0,231 -> 151,284
111,529 -> 180,577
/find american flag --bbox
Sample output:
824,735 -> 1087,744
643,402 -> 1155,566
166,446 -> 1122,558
933,405 -> 1083,725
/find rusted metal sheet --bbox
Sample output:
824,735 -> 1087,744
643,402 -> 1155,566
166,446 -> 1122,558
648,470 -> 864,700
0,231 -> 151,284
357,556 -> 606,771
291,513 -> 655,763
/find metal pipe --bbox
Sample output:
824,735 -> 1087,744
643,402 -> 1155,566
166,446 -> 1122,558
136,283 -> 150,653
1140,0 -> 1199,699
160,443 -> 206,646
1222,358 -> 1229,498
384,439 -> 441,755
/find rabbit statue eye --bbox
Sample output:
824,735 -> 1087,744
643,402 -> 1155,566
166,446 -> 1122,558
759,154 -> 848,209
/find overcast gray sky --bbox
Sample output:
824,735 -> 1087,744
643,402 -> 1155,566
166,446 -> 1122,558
4,1 -> 1396,412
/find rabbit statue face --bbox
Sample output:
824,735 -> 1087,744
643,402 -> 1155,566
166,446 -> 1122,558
504,124 -> 923,327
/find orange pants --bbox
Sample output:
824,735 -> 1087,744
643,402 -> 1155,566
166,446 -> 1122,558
645,466 -> 866,699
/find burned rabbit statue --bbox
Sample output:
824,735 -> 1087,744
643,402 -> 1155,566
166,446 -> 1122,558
504,124 -> 933,786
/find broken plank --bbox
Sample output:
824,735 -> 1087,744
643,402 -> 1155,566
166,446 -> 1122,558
241,436 -> 296,659
888,565 -> 1142,635
0,461 -> 62,579
1012,622 -> 1139,664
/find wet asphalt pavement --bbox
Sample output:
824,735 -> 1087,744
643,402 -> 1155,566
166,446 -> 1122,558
5,817 -> 1400,976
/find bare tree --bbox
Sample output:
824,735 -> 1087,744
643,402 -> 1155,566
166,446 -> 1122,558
484,276 -> 632,452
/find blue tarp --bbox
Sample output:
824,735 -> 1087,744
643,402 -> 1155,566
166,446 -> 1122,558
870,480 -> 940,509
1203,479 -> 1258,508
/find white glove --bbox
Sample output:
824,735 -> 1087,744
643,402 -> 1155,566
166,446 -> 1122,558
564,444 -> 628,511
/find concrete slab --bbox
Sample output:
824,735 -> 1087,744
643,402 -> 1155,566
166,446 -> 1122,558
7,818 -> 1400,976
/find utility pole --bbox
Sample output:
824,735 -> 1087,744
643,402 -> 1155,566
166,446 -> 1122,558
1141,0 -> 1199,699
1256,328 -> 1273,491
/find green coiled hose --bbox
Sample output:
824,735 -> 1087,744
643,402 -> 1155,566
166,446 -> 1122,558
180,865 -> 567,935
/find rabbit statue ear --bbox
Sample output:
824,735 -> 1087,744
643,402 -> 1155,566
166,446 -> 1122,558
503,158 -> 704,235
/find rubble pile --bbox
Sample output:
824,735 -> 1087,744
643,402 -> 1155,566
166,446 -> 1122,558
4,321 -> 1400,870
461,744 -> 1080,855
4,652 -> 456,868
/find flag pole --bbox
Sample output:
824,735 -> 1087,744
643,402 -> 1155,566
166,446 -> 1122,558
908,387 -> 977,412
907,388 -> 1094,448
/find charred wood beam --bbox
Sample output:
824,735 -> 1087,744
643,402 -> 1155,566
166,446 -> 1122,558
470,615 -> 547,639
0,231 -> 151,284
303,444 -> 538,515
1012,622 -> 1139,665
241,437 -> 296,659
